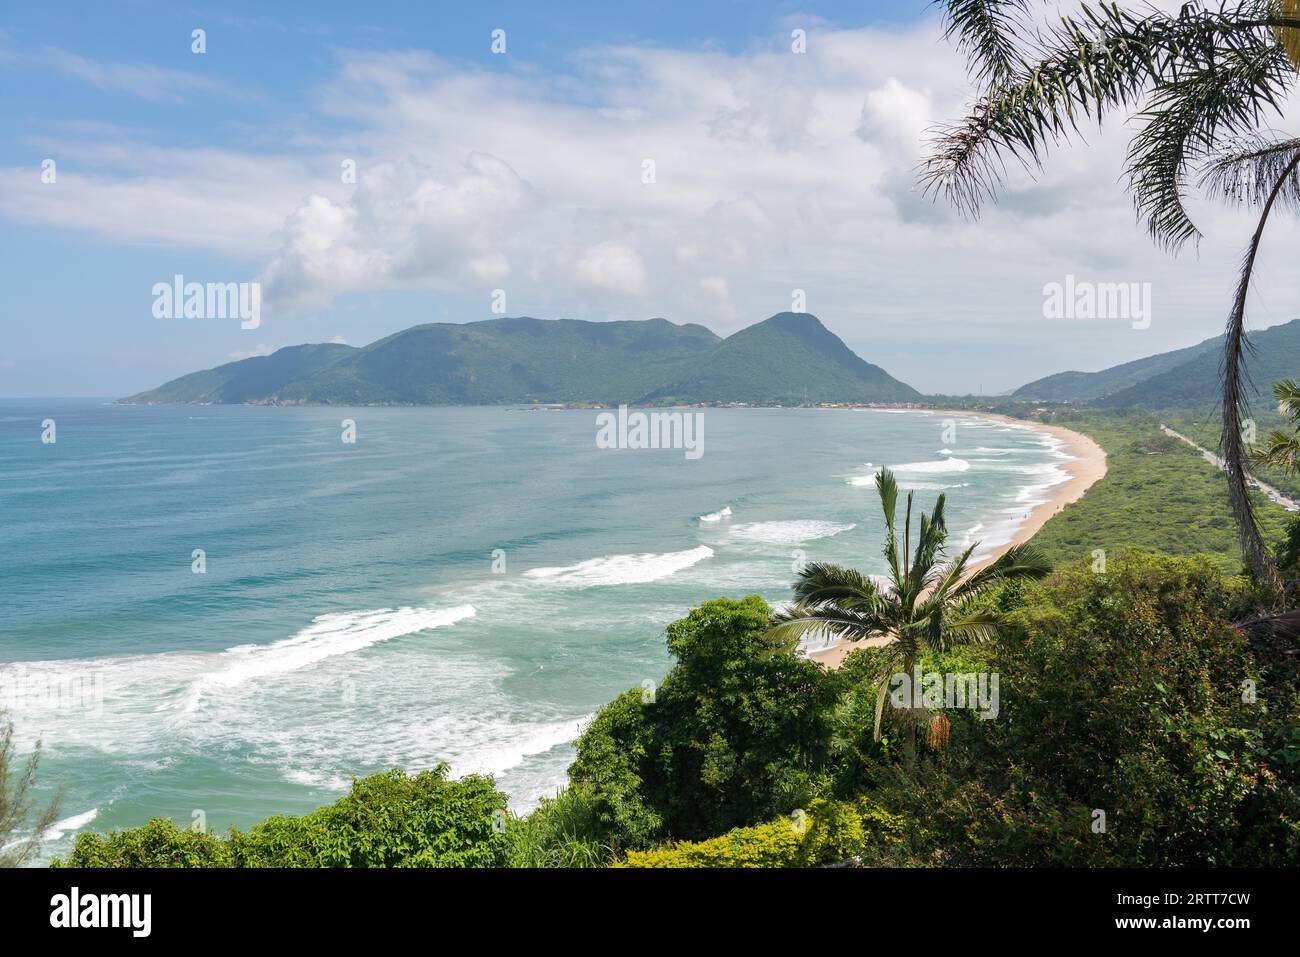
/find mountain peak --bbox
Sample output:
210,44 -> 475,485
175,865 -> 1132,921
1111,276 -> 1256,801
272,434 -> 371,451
123,312 -> 919,406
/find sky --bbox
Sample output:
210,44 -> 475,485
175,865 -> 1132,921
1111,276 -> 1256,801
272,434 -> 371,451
2,0 -> 1300,397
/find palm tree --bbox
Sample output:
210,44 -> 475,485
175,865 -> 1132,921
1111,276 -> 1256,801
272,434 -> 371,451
923,0 -> 1300,592
1254,378 -> 1300,470
768,469 -> 1050,767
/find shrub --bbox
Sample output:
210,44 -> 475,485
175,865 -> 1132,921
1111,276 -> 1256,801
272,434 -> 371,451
618,798 -> 905,868
54,766 -> 510,868
878,551 -> 1300,866
52,818 -> 229,868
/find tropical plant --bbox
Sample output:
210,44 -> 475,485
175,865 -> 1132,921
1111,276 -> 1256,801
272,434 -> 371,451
767,469 -> 1050,766
0,718 -> 60,868
924,0 -> 1300,590
1255,378 -> 1300,470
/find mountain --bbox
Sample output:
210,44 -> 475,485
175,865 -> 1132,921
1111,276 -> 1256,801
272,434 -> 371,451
1013,334 -> 1221,402
642,312 -> 920,404
1097,319 -> 1300,409
129,342 -> 355,404
123,313 -> 922,406
1013,319 -> 1300,410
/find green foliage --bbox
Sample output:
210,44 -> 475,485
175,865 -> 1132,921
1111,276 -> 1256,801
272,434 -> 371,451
54,766 -> 510,868
1030,413 -> 1292,574
51,819 -> 229,868
569,596 -> 840,848
502,787 -> 613,868
0,718 -> 60,868
618,798 -> 905,868
769,467 -> 1049,764
874,552 -> 1300,866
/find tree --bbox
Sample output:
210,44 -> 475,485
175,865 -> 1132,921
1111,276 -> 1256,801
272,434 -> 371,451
924,0 -> 1300,591
0,718 -> 60,868
569,596 -> 840,845
767,469 -> 1050,766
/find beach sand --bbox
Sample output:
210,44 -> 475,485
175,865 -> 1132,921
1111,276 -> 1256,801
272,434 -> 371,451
805,412 -> 1107,670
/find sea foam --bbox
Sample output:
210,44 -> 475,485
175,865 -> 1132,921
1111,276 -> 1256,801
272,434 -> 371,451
524,546 -> 714,586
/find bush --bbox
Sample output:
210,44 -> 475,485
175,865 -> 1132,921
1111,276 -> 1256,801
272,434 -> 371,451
54,766 -> 510,868
51,818 -> 230,868
618,798 -> 905,868
569,596 -> 841,849
878,551 -> 1300,866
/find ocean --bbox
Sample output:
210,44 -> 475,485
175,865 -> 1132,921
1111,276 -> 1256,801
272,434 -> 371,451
0,400 -> 1071,860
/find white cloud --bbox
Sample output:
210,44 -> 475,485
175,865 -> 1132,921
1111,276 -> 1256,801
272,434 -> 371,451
5,14 -> 1300,391
574,242 -> 649,297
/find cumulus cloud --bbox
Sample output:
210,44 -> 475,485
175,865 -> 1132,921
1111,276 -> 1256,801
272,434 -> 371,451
574,242 -> 649,297
5,12 -> 1300,390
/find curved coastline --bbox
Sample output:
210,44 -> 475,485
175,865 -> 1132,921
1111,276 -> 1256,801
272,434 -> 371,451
806,411 -> 1108,669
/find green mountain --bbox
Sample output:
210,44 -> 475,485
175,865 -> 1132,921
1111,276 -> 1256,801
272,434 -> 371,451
643,312 -> 920,404
123,313 -> 921,406
130,342 -> 356,404
1013,335 -> 1221,402
1097,319 -> 1300,410
1013,319 -> 1300,410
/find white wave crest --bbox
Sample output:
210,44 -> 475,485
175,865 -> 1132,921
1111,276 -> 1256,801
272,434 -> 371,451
699,506 -> 733,522
729,521 -> 855,544
888,457 -> 972,474
182,605 -> 477,711
523,546 -> 714,586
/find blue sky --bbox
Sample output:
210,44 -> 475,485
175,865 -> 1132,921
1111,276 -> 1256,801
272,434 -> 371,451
2,0 -> 1298,397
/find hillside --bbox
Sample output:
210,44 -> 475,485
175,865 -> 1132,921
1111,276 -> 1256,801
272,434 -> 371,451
1013,334 -> 1219,402
123,313 -> 921,406
643,312 -> 919,404
1013,319 -> 1300,410
1097,320 -> 1300,410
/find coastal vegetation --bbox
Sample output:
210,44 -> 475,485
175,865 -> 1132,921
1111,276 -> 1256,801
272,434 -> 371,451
47,549 -> 1300,868
768,468 -> 1050,765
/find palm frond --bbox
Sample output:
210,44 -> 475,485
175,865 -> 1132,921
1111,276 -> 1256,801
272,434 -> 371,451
1254,430 -> 1300,470
877,469 -> 904,586
1127,42 -> 1294,250
951,541 -> 1052,602
939,0 -> 1033,88
1199,134 -> 1300,209
922,1 -> 1285,219
790,561 -> 889,608
766,601 -> 891,650
1273,377 -> 1300,417
937,605 -> 1009,648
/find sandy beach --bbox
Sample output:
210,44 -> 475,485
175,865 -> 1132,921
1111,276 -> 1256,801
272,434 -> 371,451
806,412 -> 1108,669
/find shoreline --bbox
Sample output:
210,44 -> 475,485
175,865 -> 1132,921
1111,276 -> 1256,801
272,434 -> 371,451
805,411 -> 1107,670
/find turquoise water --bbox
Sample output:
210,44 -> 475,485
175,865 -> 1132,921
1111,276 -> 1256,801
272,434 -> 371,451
0,400 -> 1069,859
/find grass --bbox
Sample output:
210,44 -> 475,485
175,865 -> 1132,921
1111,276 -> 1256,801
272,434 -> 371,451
1027,411 -> 1293,575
